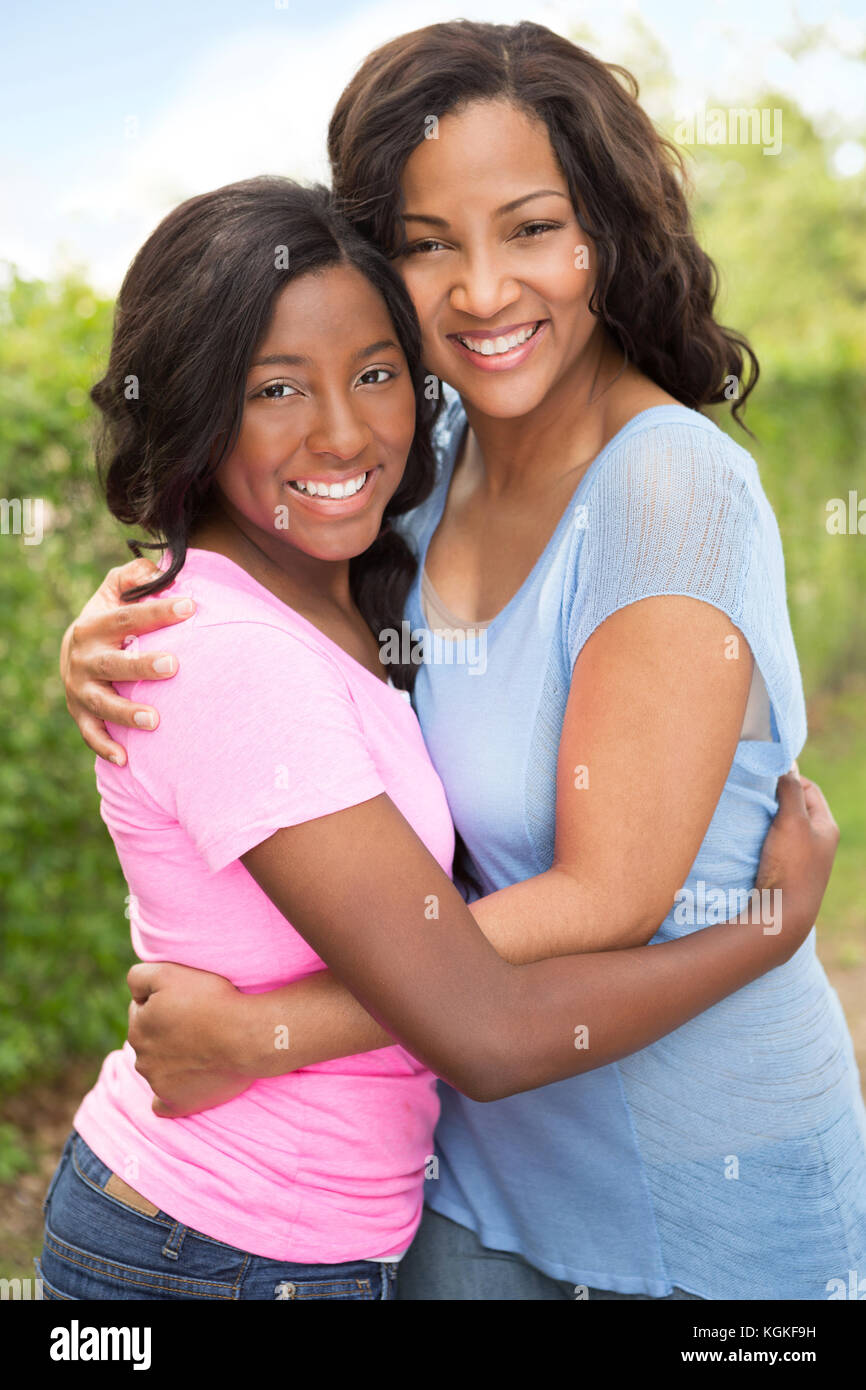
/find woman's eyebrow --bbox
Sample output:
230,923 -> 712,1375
402,189 -> 569,227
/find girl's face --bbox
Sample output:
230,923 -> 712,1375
396,99 -> 599,419
214,263 -> 416,565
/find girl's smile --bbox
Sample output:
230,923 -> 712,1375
283,463 -> 381,512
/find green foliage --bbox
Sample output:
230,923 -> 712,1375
0,274 -> 133,1095
687,95 -> 866,694
0,70 -> 864,1170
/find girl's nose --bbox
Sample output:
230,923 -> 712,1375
306,398 -> 372,461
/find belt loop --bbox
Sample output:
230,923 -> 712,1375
161,1221 -> 187,1261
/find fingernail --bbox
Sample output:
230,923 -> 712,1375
173,599 -> 194,615
134,711 -> 157,729
153,656 -> 176,674
108,753 -> 123,765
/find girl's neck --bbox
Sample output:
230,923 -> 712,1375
190,502 -> 354,617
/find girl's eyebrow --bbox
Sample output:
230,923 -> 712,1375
252,352 -> 309,367
402,189 -> 569,228
351,338 -> 399,362
251,340 -> 399,370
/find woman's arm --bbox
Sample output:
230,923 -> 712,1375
60,558 -> 193,765
237,774 -> 834,1104
130,768 -> 835,1112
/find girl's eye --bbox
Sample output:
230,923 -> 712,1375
513,221 -> 562,240
256,382 -> 299,399
357,368 -> 394,386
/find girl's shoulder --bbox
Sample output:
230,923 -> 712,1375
130,548 -> 350,685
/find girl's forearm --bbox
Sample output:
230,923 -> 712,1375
487,907 -> 794,1099
228,883 -> 782,1079
230,885 -> 603,1076
237,897 -> 798,1095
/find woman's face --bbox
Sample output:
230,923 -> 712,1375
214,263 -> 416,565
395,99 -> 599,419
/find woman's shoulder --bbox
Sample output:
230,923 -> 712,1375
585,402 -> 764,517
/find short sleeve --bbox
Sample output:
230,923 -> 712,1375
120,620 -> 386,873
565,419 -> 806,777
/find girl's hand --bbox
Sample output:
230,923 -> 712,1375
754,768 -> 839,951
127,962 -> 252,1117
61,557 -> 195,766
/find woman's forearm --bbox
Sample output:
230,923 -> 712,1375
237,894 -> 800,1098
235,969 -> 393,1077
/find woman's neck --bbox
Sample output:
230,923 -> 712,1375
460,329 -> 645,500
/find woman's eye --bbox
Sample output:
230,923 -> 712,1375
357,368 -> 394,386
257,382 -> 298,399
514,221 -> 561,240
403,238 -> 448,256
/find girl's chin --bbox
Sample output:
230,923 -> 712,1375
286,515 -> 388,562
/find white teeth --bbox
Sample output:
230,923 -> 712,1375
291,471 -> 368,498
458,323 -> 540,356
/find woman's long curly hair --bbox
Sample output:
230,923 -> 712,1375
92,176 -> 438,688
328,19 -> 758,427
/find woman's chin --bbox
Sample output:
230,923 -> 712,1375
434,362 -> 552,419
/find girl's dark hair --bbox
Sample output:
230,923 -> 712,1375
328,19 -> 758,426
92,176 -> 438,688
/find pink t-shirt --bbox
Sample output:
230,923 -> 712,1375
73,547 -> 454,1263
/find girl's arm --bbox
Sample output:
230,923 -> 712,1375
232,770 -> 833,1104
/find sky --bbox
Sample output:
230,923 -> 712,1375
2,0 -> 864,290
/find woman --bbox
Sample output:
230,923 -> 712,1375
60,22 -> 864,1301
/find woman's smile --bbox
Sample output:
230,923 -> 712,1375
447,318 -> 549,372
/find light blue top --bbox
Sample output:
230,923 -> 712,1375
399,389 -> 866,1300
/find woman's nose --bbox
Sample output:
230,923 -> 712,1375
448,253 -> 522,321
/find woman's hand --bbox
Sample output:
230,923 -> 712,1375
61,557 -> 195,765
753,767 -> 839,951
127,962 -> 253,1117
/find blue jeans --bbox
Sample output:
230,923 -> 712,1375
396,1206 -> 704,1300
36,1130 -> 398,1301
